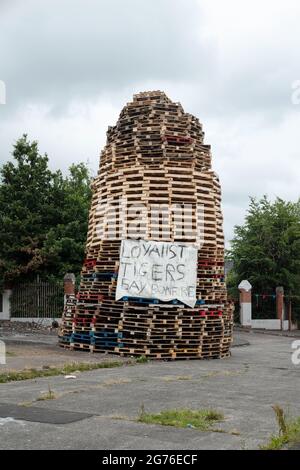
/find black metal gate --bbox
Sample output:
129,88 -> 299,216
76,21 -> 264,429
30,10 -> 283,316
11,279 -> 64,318
252,292 -> 276,319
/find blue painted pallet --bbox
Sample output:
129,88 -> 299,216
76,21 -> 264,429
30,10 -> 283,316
90,331 -> 123,339
119,296 -> 206,306
58,335 -> 72,343
71,333 -> 90,340
71,333 -> 91,344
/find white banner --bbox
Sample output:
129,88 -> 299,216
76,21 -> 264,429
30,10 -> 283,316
116,239 -> 198,307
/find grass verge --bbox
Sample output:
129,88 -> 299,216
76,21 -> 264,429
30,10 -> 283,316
138,407 -> 224,431
0,361 -> 123,384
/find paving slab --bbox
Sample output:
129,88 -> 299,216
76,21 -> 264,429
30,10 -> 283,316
0,403 -> 92,424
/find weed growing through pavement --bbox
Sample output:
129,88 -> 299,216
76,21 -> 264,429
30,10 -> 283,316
138,407 -> 224,431
261,405 -> 300,449
37,384 -> 56,401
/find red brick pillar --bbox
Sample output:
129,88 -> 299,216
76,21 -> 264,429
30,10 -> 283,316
238,280 -> 252,327
276,286 -> 284,329
63,273 -> 76,304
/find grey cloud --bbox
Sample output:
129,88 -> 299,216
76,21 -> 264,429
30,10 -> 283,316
0,0 -> 215,114
1,0 -> 300,243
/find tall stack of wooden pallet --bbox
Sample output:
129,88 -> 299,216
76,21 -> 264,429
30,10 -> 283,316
59,91 -> 233,359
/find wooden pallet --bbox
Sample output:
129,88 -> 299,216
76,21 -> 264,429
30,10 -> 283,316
59,91 -> 234,359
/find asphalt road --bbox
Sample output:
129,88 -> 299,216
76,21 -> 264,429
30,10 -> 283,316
0,331 -> 299,450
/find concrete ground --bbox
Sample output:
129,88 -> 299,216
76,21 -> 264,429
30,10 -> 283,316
0,331 -> 248,372
0,331 -> 299,450
1,337 -> 128,372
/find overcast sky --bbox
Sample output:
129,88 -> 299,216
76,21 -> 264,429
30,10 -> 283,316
0,0 -> 300,243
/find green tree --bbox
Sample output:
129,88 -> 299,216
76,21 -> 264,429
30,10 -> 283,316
227,196 -> 300,303
41,163 -> 92,280
0,135 -> 92,287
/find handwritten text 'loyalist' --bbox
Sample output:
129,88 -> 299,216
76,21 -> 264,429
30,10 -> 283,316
116,239 -> 198,307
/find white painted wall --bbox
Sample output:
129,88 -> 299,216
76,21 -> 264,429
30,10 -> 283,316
240,303 -> 252,327
0,290 -> 12,320
283,320 -> 289,331
0,339 -> 5,364
251,319 -> 289,330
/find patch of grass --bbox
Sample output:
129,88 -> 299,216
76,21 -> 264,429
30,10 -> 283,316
162,375 -> 192,382
202,369 -> 244,379
136,355 -> 149,364
261,405 -> 300,450
0,361 -> 123,384
37,384 -> 56,401
138,407 -> 224,431
272,404 -> 288,435
103,378 -> 132,387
